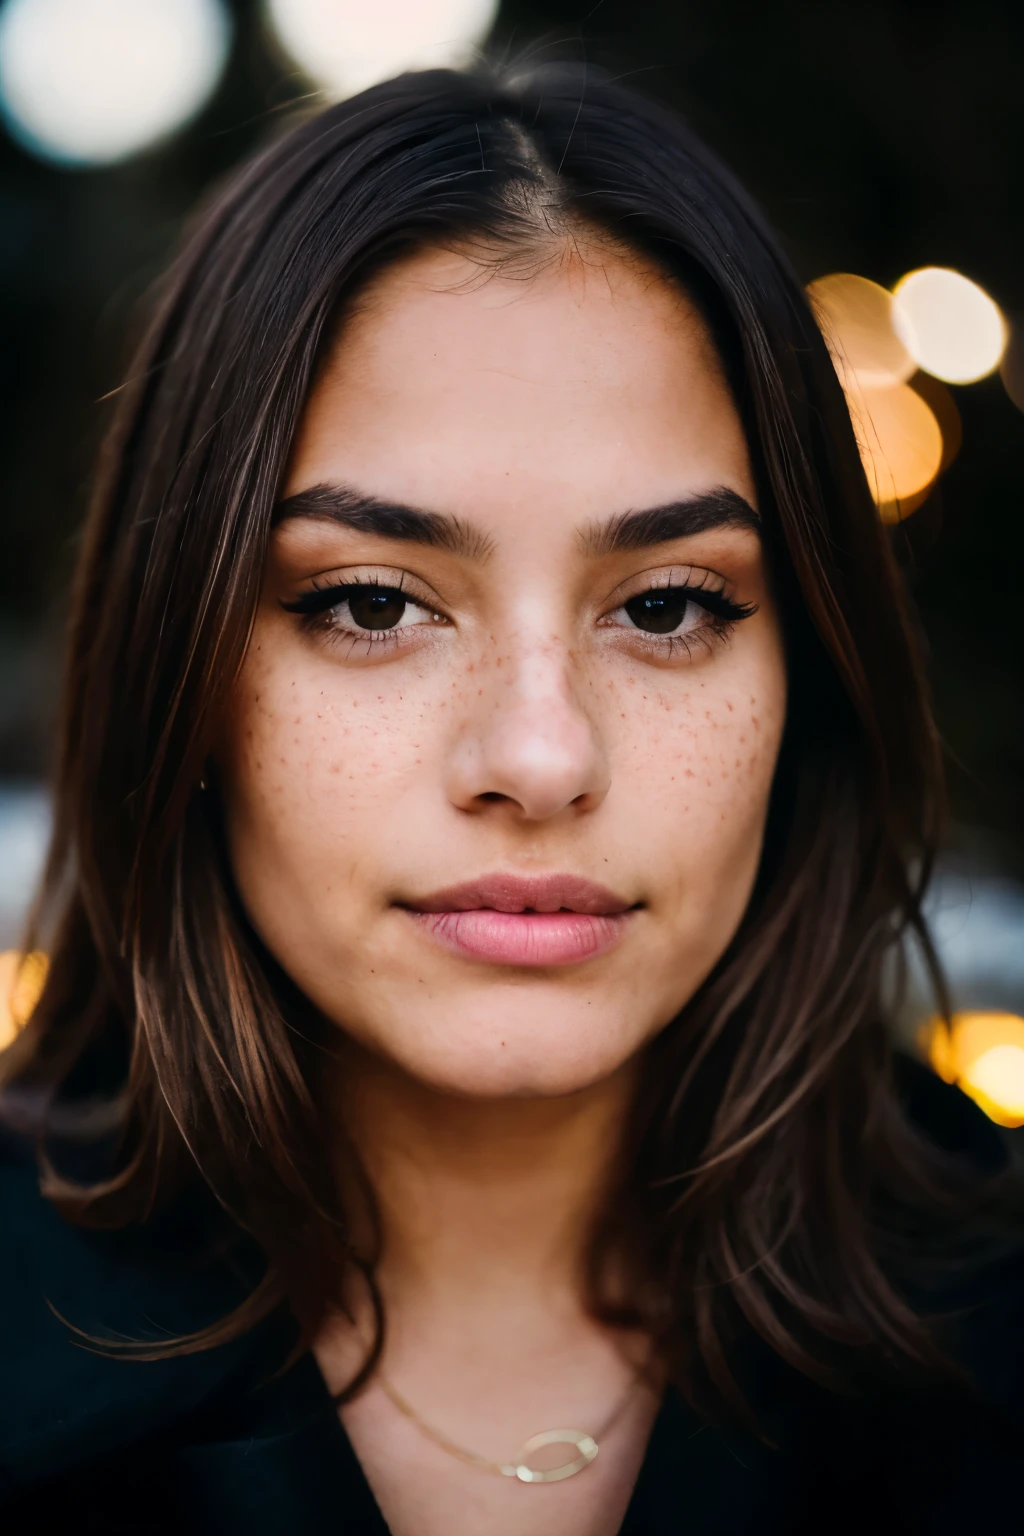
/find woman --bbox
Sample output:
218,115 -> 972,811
1,61 -> 1021,1535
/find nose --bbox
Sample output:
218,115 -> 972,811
445,639 -> 610,822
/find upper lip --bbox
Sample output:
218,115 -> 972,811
402,873 -> 634,916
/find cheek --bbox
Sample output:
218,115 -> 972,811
607,647 -> 785,900
218,643 -> 436,912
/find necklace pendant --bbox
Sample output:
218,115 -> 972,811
512,1428 -> 600,1483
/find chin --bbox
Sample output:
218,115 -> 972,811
340,995 -> 657,1100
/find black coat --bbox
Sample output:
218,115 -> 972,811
2,1062 -> 1023,1535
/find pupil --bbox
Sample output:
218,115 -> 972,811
624,591 -> 688,634
348,588 -> 407,630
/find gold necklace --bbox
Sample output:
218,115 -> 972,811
378,1372 -> 636,1484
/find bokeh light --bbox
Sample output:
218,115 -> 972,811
0,948 -> 47,1050
907,370 -> 962,476
893,267 -> 1007,385
0,0 -> 231,167
810,271 -> 945,521
840,375 -> 943,524
807,272 -> 915,388
265,0 -> 499,98
924,1010 -> 1024,1128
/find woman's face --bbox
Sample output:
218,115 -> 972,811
219,242 -> 786,1097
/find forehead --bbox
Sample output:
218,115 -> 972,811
286,244 -> 755,528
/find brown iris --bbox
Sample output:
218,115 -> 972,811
345,587 -> 409,629
624,590 -> 689,634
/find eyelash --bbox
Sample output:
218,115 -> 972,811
282,573 -> 756,657
603,580 -> 756,660
282,574 -> 446,653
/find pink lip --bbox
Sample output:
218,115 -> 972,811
400,874 -> 635,967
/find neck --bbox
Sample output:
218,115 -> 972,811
336,1047 -> 638,1315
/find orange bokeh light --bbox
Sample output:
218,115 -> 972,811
0,948 -> 47,1049
923,1011 -> 1024,1128
843,376 -> 943,524
807,272 -> 916,388
809,271 -> 945,521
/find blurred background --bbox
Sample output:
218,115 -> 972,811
0,0 -> 1022,1128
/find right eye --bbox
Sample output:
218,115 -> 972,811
284,579 -> 449,646
332,585 -> 427,631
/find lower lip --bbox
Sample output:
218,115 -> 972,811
407,909 -> 631,967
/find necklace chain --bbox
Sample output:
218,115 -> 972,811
377,1372 -> 637,1484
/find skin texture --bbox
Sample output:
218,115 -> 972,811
221,245 -> 785,1100
218,240 -> 787,1536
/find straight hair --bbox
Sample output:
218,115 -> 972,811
1,61 -> 996,1420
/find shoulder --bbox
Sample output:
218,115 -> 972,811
0,1128 -> 286,1499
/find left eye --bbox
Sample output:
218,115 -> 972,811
612,589 -> 701,635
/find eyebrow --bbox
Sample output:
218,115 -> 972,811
274,481 -> 760,560
576,487 -> 761,557
274,483 -> 495,560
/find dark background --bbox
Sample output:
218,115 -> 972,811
2,0 -> 1022,869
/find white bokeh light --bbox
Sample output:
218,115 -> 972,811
892,266 -> 1007,386
0,0 -> 231,167
265,0 -> 499,98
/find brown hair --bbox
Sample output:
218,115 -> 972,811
0,62 -> 993,1418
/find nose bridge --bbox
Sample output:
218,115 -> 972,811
505,624 -> 576,712
504,632 -> 588,746
449,620 -> 609,821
